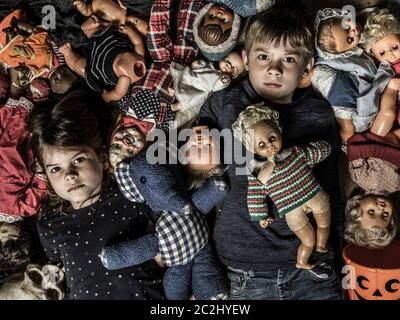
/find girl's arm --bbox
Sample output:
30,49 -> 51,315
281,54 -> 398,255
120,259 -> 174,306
370,78 -> 400,137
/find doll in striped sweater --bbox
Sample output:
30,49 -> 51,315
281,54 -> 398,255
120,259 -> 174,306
232,103 -> 332,269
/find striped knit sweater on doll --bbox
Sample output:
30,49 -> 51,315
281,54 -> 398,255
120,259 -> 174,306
232,103 -> 332,270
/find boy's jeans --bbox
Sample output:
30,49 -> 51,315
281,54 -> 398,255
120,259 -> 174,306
227,263 -> 342,300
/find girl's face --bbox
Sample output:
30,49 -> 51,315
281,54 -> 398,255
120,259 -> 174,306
359,195 -> 394,230
43,147 -> 107,209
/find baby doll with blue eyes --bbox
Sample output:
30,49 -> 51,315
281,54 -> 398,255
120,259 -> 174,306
233,103 -> 332,270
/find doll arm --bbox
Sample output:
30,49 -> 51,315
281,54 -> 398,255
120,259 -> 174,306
118,24 -> 145,57
370,78 -> 400,137
101,75 -> 131,102
190,176 -> 229,215
100,234 -> 159,270
303,141 -> 332,167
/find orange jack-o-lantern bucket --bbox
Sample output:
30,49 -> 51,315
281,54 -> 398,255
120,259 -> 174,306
343,241 -> 400,300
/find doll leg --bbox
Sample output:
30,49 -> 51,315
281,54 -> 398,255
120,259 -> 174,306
163,263 -> 193,300
126,15 -> 148,38
191,244 -> 229,300
80,16 -> 103,39
285,208 -> 315,270
73,0 -> 93,17
59,43 -> 86,78
100,234 -> 159,270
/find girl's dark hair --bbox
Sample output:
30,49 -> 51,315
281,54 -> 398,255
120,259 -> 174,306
28,90 -> 112,214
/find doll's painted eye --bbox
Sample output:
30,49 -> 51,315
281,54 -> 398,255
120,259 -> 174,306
382,212 -> 389,218
209,14 -> 215,18
393,45 -> 398,50
347,37 -> 354,44
270,136 -> 276,141
258,142 -> 266,148
368,209 -> 374,215
379,51 -> 385,56
222,17 -> 228,23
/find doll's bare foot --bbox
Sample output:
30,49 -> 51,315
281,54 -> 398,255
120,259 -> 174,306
259,218 -> 274,229
59,43 -> 86,77
315,246 -> 328,253
154,254 -> 165,268
296,263 -> 315,270
171,102 -> 181,112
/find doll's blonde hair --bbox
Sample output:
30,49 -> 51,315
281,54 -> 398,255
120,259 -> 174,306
232,103 -> 280,152
344,194 -> 398,249
363,9 -> 400,55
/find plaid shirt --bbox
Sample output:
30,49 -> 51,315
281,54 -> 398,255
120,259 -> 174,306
114,161 -> 209,266
133,0 -> 204,105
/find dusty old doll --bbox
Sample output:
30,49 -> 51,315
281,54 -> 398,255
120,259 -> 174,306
232,104 -> 332,269
344,132 -> 399,249
59,16 -> 146,102
363,8 -> 400,141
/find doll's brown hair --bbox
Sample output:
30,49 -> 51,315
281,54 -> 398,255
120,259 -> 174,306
198,19 -> 232,46
317,18 -> 342,54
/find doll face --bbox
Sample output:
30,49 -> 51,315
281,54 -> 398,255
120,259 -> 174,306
242,39 -> 310,104
370,33 -> 400,64
251,120 -> 282,159
0,222 -> 21,243
109,126 -> 146,168
43,147 -> 106,209
219,51 -> 245,79
330,21 -> 361,53
185,126 -> 220,171
49,66 -> 78,94
359,195 -> 394,230
203,4 -> 234,33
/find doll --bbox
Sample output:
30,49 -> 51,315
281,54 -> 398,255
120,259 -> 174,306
344,132 -> 399,248
171,51 -> 246,128
363,9 -> 400,140
232,103 -> 332,269
0,222 -> 30,271
59,20 -> 146,102
312,7 -> 391,144
100,152 -> 229,300
193,1 -> 274,61
73,0 -> 148,36
0,264 -> 64,300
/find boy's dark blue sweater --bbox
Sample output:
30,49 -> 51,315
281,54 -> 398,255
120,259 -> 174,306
198,78 -> 341,272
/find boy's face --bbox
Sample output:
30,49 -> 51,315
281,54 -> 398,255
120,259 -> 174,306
359,195 -> 394,230
43,147 -> 107,209
203,4 -> 234,33
330,20 -> 361,53
219,51 -> 245,79
251,120 -> 282,159
242,40 -> 310,104
371,33 -> 400,64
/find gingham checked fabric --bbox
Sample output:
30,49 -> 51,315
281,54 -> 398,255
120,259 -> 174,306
114,161 -> 209,266
133,0 -> 204,104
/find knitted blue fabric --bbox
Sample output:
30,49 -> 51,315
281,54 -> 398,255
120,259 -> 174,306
101,234 -> 158,270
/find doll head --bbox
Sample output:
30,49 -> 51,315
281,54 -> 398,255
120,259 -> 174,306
345,193 -> 398,248
108,115 -> 153,169
218,51 -> 245,79
183,125 -> 224,190
317,17 -> 361,54
49,66 -> 79,94
232,103 -> 282,159
0,222 -> 30,271
29,90 -> 111,210
363,9 -> 400,64
198,4 -> 234,46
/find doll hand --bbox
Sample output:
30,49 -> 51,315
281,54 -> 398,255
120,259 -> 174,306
101,89 -> 115,103
73,0 -> 85,9
118,24 -> 133,35
259,217 -> 274,229
154,254 -> 165,268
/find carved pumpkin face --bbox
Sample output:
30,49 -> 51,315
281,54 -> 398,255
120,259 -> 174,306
353,274 -> 400,300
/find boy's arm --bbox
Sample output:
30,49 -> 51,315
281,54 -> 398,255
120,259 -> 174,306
101,75 -> 131,103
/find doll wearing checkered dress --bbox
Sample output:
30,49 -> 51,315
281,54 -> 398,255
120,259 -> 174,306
233,104 -> 332,270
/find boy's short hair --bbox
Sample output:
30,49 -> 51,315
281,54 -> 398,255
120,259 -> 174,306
244,2 -> 313,65
317,18 -> 342,53
363,8 -> 400,54
198,21 -> 232,46
344,194 -> 398,248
